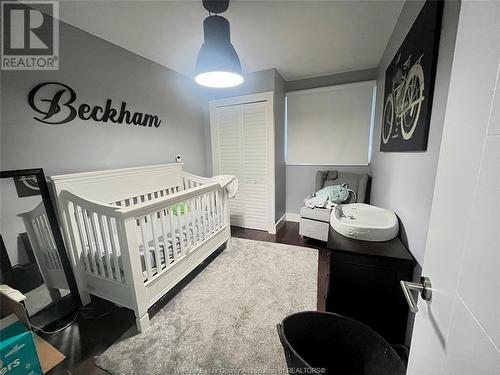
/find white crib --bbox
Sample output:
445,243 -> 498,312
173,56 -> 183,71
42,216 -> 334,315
48,163 -> 231,331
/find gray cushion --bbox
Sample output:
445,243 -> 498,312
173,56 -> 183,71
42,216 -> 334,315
315,170 -> 370,203
327,170 -> 338,180
299,206 -> 331,222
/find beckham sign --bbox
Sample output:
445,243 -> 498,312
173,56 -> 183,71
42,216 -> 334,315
28,82 -> 162,127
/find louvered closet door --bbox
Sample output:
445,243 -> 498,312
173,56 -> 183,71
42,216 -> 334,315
216,106 -> 245,227
241,102 -> 269,230
213,101 -> 269,231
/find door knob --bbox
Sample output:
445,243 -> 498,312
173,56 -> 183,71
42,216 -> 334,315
400,276 -> 432,313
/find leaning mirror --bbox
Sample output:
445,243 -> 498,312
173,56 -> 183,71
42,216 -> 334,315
0,169 -> 80,329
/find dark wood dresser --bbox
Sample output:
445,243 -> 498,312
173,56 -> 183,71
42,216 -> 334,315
318,228 -> 417,346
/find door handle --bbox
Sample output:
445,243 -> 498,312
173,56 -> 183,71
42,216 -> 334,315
400,276 -> 432,313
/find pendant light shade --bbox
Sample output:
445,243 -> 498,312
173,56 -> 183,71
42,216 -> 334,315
195,15 -> 243,88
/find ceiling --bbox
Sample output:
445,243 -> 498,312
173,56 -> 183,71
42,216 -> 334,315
58,0 -> 404,81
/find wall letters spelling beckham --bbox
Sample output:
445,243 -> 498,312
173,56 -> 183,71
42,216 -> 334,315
28,82 -> 162,127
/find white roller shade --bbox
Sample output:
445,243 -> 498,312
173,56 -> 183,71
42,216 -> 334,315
286,81 -> 376,165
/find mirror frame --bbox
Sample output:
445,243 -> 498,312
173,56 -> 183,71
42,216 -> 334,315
0,168 -> 82,310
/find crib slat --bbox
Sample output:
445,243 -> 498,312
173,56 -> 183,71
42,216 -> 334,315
211,191 -> 216,234
159,210 -> 171,268
38,216 -> 58,269
184,202 -> 191,249
197,196 -> 203,235
201,195 -> 207,240
176,205 -> 185,256
220,190 -> 225,228
43,213 -> 62,269
41,213 -> 53,248
35,217 -> 49,255
214,190 -> 221,232
73,206 -> 91,272
107,217 -> 123,282
207,192 -> 214,236
46,215 -> 63,269
98,215 -> 114,279
33,217 -> 52,268
168,208 -> 178,262
189,198 -> 198,247
215,191 -> 220,229
183,201 -> 190,251
82,209 -> 99,274
210,192 -> 217,232
150,213 -> 163,275
139,217 -> 153,281
89,212 -> 106,276
201,194 -> 209,239
199,195 -> 207,241
185,199 -> 195,250
62,202 -> 85,271
219,189 -> 224,228
219,190 -> 224,228
34,217 -> 51,267
213,190 -> 219,230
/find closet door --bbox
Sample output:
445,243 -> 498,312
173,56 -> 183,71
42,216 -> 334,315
241,102 -> 269,230
210,94 -> 273,232
214,106 -> 245,227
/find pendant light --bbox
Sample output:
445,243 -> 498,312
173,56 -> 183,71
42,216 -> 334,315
195,0 -> 243,88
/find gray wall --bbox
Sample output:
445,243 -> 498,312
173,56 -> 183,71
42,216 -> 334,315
1,21 -> 208,177
369,0 -> 461,264
286,165 -> 370,215
274,71 -> 286,222
285,68 -> 378,92
200,69 -> 276,101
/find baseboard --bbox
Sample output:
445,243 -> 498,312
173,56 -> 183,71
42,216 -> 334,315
269,214 -> 286,234
285,213 -> 300,222
275,214 -> 286,233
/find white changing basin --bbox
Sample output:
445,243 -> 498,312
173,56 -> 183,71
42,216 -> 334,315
330,203 -> 399,242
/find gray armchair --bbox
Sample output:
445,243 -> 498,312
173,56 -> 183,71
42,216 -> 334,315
299,170 -> 371,241
315,170 -> 370,203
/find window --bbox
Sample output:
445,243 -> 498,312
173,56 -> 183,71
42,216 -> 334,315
286,81 -> 376,165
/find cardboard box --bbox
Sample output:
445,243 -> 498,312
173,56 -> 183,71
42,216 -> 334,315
33,335 -> 65,374
0,314 -> 43,375
0,285 -> 65,374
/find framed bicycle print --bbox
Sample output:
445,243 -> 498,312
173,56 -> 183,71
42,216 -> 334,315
380,0 -> 443,152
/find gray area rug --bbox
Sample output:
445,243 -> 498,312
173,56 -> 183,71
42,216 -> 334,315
96,237 -> 318,375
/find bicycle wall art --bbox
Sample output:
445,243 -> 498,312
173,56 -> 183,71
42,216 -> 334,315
380,0 -> 443,152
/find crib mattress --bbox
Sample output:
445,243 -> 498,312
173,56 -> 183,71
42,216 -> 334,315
87,218 -> 219,282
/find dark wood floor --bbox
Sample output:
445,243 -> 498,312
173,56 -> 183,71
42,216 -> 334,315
44,222 -> 327,375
